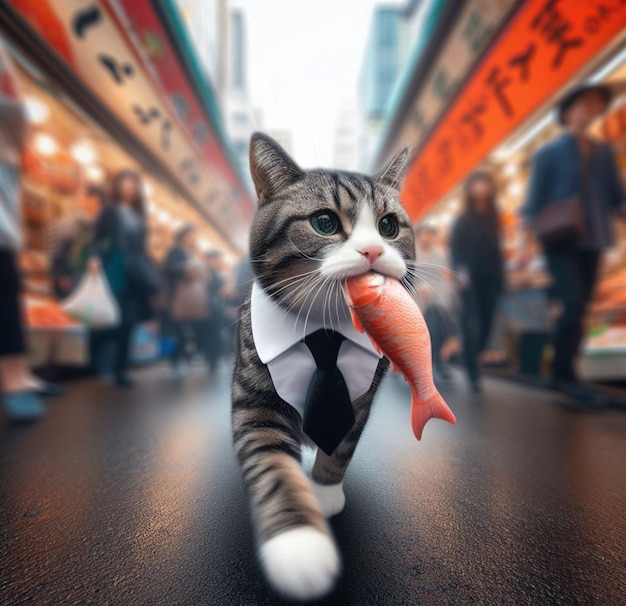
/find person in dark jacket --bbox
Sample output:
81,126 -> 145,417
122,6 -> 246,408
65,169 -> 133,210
450,171 -> 505,393
88,169 -> 156,388
520,83 -> 626,407
163,225 -> 209,377
203,249 -> 227,370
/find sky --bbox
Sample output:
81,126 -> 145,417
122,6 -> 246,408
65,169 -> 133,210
234,0 -> 383,168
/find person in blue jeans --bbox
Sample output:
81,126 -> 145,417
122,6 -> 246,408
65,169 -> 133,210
520,83 -> 626,408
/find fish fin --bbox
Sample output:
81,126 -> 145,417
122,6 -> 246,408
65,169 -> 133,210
390,361 -> 400,374
349,307 -> 365,333
410,388 -> 457,441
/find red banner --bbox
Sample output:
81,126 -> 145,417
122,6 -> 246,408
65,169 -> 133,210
401,0 -> 626,221
114,0 -> 254,219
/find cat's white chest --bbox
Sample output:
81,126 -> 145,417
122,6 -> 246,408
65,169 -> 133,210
250,282 -> 382,416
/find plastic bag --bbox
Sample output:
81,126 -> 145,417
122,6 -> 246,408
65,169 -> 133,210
62,269 -> 120,328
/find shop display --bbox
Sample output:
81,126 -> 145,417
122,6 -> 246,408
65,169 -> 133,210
25,297 -> 78,329
11,57 -> 230,369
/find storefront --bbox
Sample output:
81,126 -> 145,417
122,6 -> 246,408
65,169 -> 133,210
0,0 -> 253,368
378,0 -> 626,384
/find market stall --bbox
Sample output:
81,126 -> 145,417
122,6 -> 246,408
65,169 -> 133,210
0,0 -> 252,369
378,0 -> 626,384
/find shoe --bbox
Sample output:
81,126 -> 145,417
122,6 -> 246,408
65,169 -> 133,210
36,382 -> 64,398
2,391 -> 45,422
115,374 -> 135,389
559,382 -> 610,411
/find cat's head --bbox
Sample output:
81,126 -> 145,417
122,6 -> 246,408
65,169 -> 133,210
248,132 -> 415,313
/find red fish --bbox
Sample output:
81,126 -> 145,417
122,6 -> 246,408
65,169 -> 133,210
343,272 -> 456,440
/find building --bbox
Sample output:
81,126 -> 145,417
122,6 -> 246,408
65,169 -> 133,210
176,1 -> 257,189
224,6 -> 259,189
359,5 -> 404,123
176,0 -> 228,98
357,2 -> 423,169
332,100 -> 362,171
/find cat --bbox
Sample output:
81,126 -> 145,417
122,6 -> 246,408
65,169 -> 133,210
232,132 -> 415,601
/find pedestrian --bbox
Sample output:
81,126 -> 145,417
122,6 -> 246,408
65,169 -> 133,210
163,225 -> 210,378
450,171 -> 505,393
232,253 -> 254,313
520,82 -> 626,407
87,169 -> 159,388
0,43 -> 60,421
203,249 -> 227,371
414,224 -> 455,386
50,186 -> 106,299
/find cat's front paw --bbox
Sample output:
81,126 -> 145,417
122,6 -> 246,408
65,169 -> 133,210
310,479 -> 345,517
259,526 -> 341,601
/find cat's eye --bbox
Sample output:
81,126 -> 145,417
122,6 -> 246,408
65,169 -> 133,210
310,211 -> 340,236
379,215 -> 399,239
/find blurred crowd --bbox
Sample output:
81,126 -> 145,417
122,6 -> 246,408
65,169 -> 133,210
2,34 -> 625,426
417,82 -> 626,410
0,39 -> 260,425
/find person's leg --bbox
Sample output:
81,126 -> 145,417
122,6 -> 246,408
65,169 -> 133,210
544,250 -> 585,385
0,250 -> 45,420
460,285 -> 480,390
202,318 -> 220,372
477,281 -> 500,354
113,295 -> 137,387
424,305 -> 445,375
578,251 -> 601,310
170,322 -> 185,364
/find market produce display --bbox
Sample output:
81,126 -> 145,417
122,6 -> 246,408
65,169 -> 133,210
25,297 -> 79,328
591,267 -> 626,313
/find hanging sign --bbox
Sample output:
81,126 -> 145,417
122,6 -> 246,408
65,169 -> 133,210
6,0 -> 253,245
401,0 -> 626,221
385,0 -> 514,163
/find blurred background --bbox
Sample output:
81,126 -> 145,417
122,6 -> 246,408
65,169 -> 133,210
0,0 -> 624,385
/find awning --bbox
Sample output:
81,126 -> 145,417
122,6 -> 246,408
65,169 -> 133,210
373,0 -> 524,171
0,0 -> 254,252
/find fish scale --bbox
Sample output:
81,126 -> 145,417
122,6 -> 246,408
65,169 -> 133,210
343,272 -> 457,441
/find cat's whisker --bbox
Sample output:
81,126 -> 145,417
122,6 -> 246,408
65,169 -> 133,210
287,237 -> 326,262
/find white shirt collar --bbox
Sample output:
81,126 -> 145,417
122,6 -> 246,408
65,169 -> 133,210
250,281 -> 380,363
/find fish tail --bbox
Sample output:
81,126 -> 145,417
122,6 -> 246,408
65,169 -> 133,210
410,388 -> 457,441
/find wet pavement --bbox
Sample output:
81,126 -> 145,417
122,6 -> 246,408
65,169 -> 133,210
1,364 -> 625,606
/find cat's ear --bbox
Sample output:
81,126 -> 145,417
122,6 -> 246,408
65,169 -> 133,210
249,132 -> 305,203
375,147 -> 410,192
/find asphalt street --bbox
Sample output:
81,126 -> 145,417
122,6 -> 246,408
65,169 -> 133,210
1,364 -> 625,605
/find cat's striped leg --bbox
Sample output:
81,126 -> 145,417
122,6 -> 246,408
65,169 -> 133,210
310,399 -> 370,518
310,361 -> 387,517
233,402 -> 341,601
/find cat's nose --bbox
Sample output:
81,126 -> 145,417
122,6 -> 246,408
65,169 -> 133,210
359,245 -> 383,263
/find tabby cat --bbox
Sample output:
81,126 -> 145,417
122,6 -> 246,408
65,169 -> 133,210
232,132 -> 415,601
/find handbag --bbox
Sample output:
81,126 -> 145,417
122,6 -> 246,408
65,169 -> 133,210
170,278 -> 210,322
534,144 -> 591,249
534,196 -> 586,249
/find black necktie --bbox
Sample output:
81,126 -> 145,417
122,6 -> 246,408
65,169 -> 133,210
303,329 -> 355,455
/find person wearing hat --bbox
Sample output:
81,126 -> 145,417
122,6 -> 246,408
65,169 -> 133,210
520,82 -> 626,408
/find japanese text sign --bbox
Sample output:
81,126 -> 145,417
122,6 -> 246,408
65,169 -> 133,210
401,0 -> 626,221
